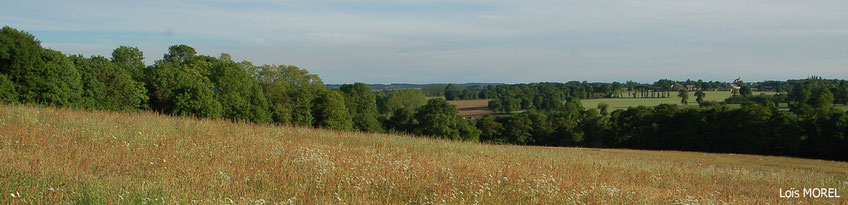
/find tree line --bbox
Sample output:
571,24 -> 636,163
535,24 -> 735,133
0,26 -> 479,140
475,80 -> 848,161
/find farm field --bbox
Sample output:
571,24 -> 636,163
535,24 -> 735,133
1,104 -> 847,204
581,91 -> 773,110
450,91 -> 776,117
447,99 -> 496,119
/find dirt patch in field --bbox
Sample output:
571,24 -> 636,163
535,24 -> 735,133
448,99 -> 496,119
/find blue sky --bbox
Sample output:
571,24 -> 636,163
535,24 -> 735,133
2,0 -> 847,84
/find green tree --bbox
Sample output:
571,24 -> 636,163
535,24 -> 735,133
461,89 -> 475,100
694,90 -> 706,104
502,114 -> 534,144
340,83 -> 382,132
0,74 -> 17,102
789,84 -> 812,114
414,98 -> 479,140
144,50 -> 222,118
456,116 -> 481,141
164,45 -> 196,63
0,27 -> 83,106
171,75 -> 223,118
386,107 -> 416,133
314,90 -> 352,130
444,84 -> 459,100
250,64 -> 325,125
739,86 -> 753,97
476,115 -> 503,142
72,55 -> 148,111
291,89 -> 314,126
211,55 -> 271,123
383,89 -> 427,117
111,46 -> 145,80
678,89 -> 689,105
808,86 -> 834,109
597,102 -> 609,117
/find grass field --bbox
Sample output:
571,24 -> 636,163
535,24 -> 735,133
1,104 -> 847,204
450,91 -> 758,117
581,91 -> 771,110
448,91 -> 848,117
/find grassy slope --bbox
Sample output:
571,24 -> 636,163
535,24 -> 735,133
1,104 -> 846,204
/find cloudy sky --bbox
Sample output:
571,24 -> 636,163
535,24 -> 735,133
2,0 -> 847,84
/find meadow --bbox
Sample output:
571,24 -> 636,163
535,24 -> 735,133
581,91 -> 754,110
451,91 -> 764,117
1,104 -> 847,204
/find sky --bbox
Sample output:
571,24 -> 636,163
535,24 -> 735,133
2,0 -> 847,84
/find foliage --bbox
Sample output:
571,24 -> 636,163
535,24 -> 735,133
250,64 -> 325,125
340,83 -> 382,132
694,90 -> 706,103
314,90 -> 352,130
377,88 -> 426,117
291,89 -> 314,126
210,55 -> 271,123
0,74 -> 17,102
677,89 -> 689,105
0,27 -> 83,106
111,46 -> 145,80
144,52 -> 222,118
72,55 -> 148,111
414,98 -> 479,140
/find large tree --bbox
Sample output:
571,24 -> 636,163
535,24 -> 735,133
0,27 -> 82,106
314,90 -> 352,130
250,64 -> 325,125
210,55 -> 271,123
739,86 -> 753,97
0,74 -> 17,102
678,89 -> 689,105
694,90 -> 706,104
382,88 -> 427,117
72,55 -> 148,111
164,44 -> 196,63
144,46 -> 222,118
111,46 -> 145,81
414,98 -> 479,141
340,83 -> 382,132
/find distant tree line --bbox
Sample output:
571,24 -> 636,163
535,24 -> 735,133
476,90 -> 848,161
1,26 -> 845,161
724,79 -> 848,107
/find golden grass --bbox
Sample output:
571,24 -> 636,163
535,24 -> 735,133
1,104 -> 847,204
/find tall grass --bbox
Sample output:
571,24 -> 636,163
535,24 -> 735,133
1,104 -> 846,204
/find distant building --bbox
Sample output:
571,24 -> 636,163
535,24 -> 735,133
685,84 -> 696,91
729,77 -> 742,93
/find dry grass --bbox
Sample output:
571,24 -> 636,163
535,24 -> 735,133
1,104 -> 847,204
